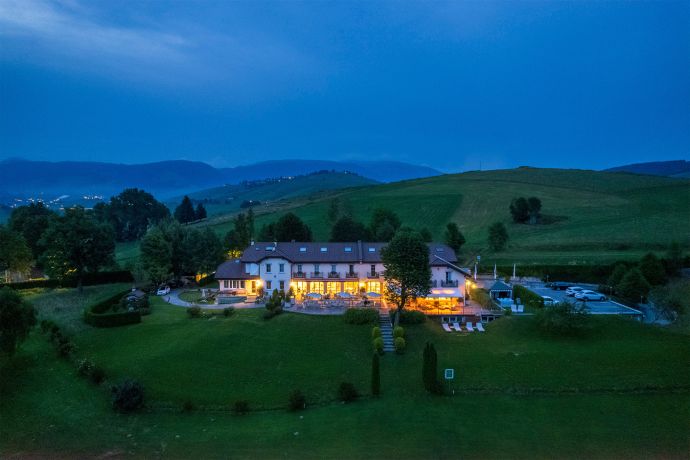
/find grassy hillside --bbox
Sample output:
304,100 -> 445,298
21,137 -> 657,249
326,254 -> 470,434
173,171 -> 376,217
203,168 -> 690,265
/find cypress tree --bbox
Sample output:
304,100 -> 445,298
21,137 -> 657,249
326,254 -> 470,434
371,353 -> 380,396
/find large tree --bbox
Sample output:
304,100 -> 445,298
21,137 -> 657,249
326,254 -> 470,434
0,226 -> 32,281
638,253 -> 666,286
444,222 -> 466,253
39,207 -> 115,292
509,197 -> 530,223
526,197 -> 542,224
174,196 -> 197,224
184,227 -> 225,275
330,216 -> 370,242
95,188 -> 170,241
274,213 -> 312,242
369,208 -> 401,242
0,287 -> 36,356
487,222 -> 509,251
195,203 -> 207,221
617,268 -> 651,303
224,213 -> 252,252
8,202 -> 56,260
381,231 -> 431,325
140,225 -> 174,284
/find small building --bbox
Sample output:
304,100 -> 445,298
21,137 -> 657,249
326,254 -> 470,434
489,280 -> 513,301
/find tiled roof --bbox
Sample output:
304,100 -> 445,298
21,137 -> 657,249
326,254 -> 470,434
489,280 -> 513,292
214,259 -> 256,280
238,241 -> 458,265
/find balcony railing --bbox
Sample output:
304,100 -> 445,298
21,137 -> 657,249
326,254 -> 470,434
293,272 -> 306,279
345,272 -> 358,279
309,272 -> 323,279
441,280 -> 459,287
327,272 -> 340,279
367,272 -> 379,279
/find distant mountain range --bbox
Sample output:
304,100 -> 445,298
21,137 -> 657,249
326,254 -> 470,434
604,160 -> 690,178
0,158 -> 442,199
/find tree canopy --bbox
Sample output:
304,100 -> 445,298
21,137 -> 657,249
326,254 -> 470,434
444,222 -> 466,253
259,213 -> 312,242
0,287 -> 36,355
487,222 -> 509,251
39,207 -> 115,291
174,196 -> 197,224
0,225 -> 32,277
381,231 -> 431,324
330,216 -> 370,242
195,203 -> 207,221
94,188 -> 170,241
617,268 -> 651,303
224,212 -> 252,252
8,202 -> 56,260
369,208 -> 401,242
638,253 -> 666,286
510,196 -> 542,224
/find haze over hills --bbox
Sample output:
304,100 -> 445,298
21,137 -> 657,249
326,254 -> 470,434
604,160 -> 690,178
0,158 -> 442,200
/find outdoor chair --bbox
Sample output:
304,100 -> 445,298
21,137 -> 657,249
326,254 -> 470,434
476,322 -> 485,332
466,322 -> 475,332
517,305 -> 524,313
451,322 -> 462,332
442,323 -> 453,333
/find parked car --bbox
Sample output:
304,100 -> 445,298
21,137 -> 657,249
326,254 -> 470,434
156,285 -> 171,296
549,282 -> 571,290
541,296 -> 559,306
565,286 -> 585,296
575,290 -> 606,301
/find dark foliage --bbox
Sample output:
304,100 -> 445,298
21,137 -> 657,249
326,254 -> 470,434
444,222 -> 466,253
112,379 -> 145,413
0,286 -> 36,355
342,308 -> 379,324
94,188 -> 170,241
337,382 -> 359,403
233,400 -> 250,415
330,216 -> 370,242
535,301 -> 590,336
288,389 -> 306,411
487,222 -> 509,251
174,196 -> 196,224
371,353 -> 380,396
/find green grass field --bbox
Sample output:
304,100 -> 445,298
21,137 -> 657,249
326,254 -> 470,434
2,286 -> 688,457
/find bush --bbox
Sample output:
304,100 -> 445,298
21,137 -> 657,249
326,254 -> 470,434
90,366 -> 106,385
77,358 -> 95,377
535,301 -> 590,336
373,337 -> 384,354
0,270 -> 133,290
233,400 -> 250,415
513,285 -> 544,309
263,306 -> 283,320
223,307 -> 235,317
84,310 -> 141,327
394,337 -> 406,354
57,338 -> 75,358
393,326 -> 405,338
371,326 -> 381,339
394,310 -> 426,324
112,379 -> 144,413
343,308 -> 379,325
182,400 -> 195,413
337,382 -> 359,403
90,290 -> 132,314
288,390 -> 306,411
187,306 -> 202,318
40,319 -> 57,334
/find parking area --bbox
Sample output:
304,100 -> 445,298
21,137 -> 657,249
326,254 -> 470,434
517,280 -> 643,318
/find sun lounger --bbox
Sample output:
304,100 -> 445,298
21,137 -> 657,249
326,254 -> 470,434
442,323 -> 453,332
451,322 -> 462,332
466,322 -> 475,332
510,305 -> 517,313
517,305 -> 524,313
476,322 -> 485,332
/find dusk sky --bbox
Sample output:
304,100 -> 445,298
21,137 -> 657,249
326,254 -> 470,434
1,0 -> 688,172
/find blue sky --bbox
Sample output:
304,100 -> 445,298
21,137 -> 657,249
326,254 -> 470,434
1,0 -> 688,172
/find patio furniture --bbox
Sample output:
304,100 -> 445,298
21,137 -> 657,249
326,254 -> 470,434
442,323 -> 453,332
517,305 -> 524,313
451,322 -> 462,332
476,322 -> 485,332
466,322 -> 475,332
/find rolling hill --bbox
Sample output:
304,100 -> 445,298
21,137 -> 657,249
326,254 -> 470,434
605,160 -> 690,178
199,167 -> 690,266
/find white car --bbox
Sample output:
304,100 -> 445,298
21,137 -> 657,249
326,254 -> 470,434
156,285 -> 170,296
575,290 -> 606,301
565,286 -> 585,296
541,296 -> 559,306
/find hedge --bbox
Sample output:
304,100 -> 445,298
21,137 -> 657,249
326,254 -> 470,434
493,264 -> 628,284
513,284 -> 544,309
84,310 -> 141,327
90,290 -> 132,314
1,270 -> 134,290
343,308 -> 379,325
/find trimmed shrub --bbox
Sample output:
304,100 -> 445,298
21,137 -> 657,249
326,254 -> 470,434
394,310 -> 426,324
223,307 -> 235,317
233,400 -> 250,415
513,285 -> 544,309
535,301 -> 590,336
85,310 -> 141,327
112,379 -> 144,413
182,400 -> 195,413
343,308 -> 379,325
288,390 -> 306,412
77,358 -> 95,377
371,326 -> 381,339
187,306 -> 202,318
90,290 -> 132,314
423,342 -> 442,395
337,382 -> 359,403
90,366 -> 106,385
263,306 -> 283,320
57,338 -> 75,358
373,337 -> 384,354
394,337 -> 406,354
393,326 -> 405,338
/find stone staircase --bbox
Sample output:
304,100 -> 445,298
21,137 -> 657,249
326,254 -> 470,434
379,309 -> 395,353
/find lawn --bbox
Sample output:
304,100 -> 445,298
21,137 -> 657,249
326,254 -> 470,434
2,287 -> 689,457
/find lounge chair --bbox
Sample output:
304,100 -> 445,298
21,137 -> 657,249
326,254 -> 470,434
466,322 -> 475,332
517,305 -> 524,313
476,322 -> 485,332
442,323 -> 453,333
510,305 -> 517,313
451,322 -> 462,332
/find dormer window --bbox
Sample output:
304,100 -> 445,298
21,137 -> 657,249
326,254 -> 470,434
368,247 -> 375,252
344,247 -> 352,252
299,247 -> 307,252
320,247 -> 327,252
